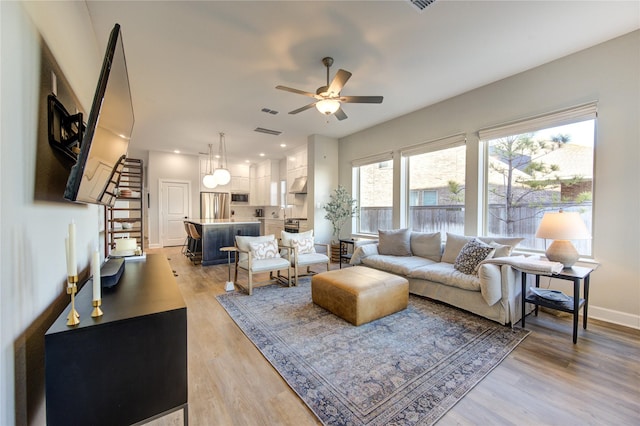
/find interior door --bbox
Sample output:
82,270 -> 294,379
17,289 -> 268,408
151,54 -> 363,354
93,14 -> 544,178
160,180 -> 191,247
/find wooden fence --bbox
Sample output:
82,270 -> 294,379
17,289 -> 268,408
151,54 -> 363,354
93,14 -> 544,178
359,202 -> 592,253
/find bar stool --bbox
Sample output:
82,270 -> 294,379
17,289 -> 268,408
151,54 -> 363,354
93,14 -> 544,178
182,222 -> 192,257
187,223 -> 202,264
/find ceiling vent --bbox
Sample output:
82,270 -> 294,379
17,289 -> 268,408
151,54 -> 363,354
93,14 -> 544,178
254,127 -> 282,136
407,0 -> 436,13
261,107 -> 279,115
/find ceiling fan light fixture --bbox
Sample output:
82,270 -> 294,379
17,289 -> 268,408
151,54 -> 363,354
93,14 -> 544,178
316,99 -> 340,115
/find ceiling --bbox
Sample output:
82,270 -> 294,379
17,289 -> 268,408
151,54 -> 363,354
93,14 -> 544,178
84,1 -> 639,163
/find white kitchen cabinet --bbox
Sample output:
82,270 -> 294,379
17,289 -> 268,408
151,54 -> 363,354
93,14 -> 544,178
264,219 -> 284,237
250,159 -> 279,206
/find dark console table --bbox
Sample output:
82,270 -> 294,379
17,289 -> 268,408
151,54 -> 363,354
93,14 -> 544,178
45,254 -> 188,425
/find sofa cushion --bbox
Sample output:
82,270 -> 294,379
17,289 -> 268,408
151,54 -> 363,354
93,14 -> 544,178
408,262 -> 481,291
477,263 -> 502,305
362,255 -> 436,276
378,228 -> 412,256
454,239 -> 495,275
410,231 -> 442,262
441,233 -> 472,263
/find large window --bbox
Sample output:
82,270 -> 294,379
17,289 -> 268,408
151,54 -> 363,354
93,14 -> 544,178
479,103 -> 596,255
404,137 -> 466,234
353,154 -> 394,234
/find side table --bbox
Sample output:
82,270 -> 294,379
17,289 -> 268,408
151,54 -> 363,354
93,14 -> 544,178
520,265 -> 595,343
220,246 -> 237,291
339,239 -> 355,268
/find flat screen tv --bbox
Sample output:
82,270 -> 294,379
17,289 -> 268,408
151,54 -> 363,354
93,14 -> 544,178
64,23 -> 134,206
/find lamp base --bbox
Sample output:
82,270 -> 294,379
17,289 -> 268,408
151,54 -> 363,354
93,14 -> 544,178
546,240 -> 579,268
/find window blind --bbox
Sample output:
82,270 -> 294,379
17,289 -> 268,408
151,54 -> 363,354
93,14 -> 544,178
401,133 -> 466,157
351,151 -> 394,167
478,102 -> 597,141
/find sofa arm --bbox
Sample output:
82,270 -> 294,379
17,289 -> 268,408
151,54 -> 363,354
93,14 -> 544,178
350,243 -> 379,264
478,263 -> 502,305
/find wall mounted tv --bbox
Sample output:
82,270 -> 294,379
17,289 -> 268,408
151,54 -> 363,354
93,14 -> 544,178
63,23 -> 134,207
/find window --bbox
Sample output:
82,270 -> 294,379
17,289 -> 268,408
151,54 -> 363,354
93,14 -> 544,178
403,135 -> 466,234
353,153 -> 394,234
479,103 -> 596,256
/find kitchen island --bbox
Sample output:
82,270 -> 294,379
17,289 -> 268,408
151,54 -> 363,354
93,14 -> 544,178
187,218 -> 260,266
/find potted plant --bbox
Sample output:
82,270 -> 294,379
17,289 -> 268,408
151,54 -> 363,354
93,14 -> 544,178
324,185 -> 358,262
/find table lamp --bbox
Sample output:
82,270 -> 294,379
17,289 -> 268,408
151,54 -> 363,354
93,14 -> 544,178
535,209 -> 591,267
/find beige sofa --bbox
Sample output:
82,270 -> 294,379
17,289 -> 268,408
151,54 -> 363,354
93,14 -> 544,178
349,230 -> 526,325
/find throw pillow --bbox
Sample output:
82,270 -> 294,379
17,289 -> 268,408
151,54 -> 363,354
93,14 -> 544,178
281,229 -> 313,248
478,236 -> 524,249
249,239 -> 281,260
454,238 -> 495,275
236,234 -> 276,262
378,228 -> 412,256
410,231 -> 442,262
292,236 -> 315,255
441,233 -> 472,264
488,241 -> 513,258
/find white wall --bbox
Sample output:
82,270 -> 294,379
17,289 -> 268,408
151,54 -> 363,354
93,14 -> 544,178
1,2 -> 103,424
308,135 -> 339,244
339,31 -> 640,328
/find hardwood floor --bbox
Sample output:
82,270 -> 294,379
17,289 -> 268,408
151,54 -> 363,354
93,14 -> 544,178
148,246 -> 640,425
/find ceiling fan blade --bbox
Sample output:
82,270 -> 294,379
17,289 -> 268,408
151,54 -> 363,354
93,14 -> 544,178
328,69 -> 352,95
276,85 -> 317,98
340,95 -> 384,104
289,102 -> 318,115
334,107 -> 348,121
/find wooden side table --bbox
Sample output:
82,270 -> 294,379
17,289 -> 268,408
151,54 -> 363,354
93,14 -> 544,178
339,239 -> 355,268
220,246 -> 237,291
520,265 -> 595,343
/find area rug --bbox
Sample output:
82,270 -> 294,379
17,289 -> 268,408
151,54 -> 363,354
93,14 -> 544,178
216,279 -> 529,425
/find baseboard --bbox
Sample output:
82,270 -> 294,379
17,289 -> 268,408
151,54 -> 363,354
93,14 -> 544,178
149,243 -> 162,249
589,305 -> 640,330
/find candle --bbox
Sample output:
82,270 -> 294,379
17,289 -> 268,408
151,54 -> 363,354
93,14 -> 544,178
65,237 -> 72,277
68,221 -> 77,277
92,249 -> 101,301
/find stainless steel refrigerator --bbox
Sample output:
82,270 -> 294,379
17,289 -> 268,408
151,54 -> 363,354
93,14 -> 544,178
200,192 -> 230,219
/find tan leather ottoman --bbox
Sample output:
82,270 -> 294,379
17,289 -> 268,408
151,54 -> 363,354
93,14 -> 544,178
311,266 -> 409,326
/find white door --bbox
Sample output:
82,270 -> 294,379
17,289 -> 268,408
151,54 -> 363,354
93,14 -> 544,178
160,180 -> 191,247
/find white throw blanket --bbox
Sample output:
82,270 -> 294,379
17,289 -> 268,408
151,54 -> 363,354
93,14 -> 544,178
481,255 -> 564,275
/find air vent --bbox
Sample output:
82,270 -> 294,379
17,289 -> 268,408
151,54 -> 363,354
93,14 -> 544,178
261,107 -> 279,115
407,0 -> 436,13
254,127 -> 282,136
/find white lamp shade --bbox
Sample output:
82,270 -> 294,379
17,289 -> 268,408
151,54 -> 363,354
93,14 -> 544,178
315,99 -> 341,115
202,174 -> 217,189
535,211 -> 591,240
213,168 -> 231,186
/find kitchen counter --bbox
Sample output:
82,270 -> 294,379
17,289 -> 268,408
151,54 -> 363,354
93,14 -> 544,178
188,218 -> 260,225
186,219 -> 259,265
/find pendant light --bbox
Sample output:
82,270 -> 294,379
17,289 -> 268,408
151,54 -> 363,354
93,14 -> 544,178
213,132 -> 231,186
202,143 -> 217,188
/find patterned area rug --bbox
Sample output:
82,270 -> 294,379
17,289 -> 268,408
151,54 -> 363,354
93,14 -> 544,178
217,279 -> 529,425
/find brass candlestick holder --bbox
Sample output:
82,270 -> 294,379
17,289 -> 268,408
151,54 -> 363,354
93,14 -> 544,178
66,275 -> 80,326
91,299 -> 103,318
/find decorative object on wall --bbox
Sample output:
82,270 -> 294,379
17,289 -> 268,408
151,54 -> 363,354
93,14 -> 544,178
202,143 -> 217,189
535,209 -> 591,267
213,132 -> 231,185
276,57 -> 383,121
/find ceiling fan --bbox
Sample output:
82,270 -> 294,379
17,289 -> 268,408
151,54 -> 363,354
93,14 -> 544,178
276,57 -> 383,121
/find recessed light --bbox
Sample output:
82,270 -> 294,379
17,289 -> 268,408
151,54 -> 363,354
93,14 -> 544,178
259,153 -> 265,157
280,143 -> 287,148
174,150 -> 180,154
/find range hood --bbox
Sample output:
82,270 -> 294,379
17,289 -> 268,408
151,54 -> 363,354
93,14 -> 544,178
289,176 -> 307,194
